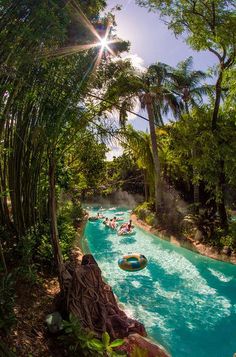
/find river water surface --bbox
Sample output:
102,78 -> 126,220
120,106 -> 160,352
83,207 -> 236,357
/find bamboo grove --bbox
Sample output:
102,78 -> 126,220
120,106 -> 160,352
1,0 -> 236,271
0,0 -> 109,268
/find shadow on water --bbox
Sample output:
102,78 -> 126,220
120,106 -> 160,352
119,236 -> 137,245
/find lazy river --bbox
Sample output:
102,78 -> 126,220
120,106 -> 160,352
83,207 -> 236,357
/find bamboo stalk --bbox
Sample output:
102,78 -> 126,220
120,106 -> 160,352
0,240 -> 7,274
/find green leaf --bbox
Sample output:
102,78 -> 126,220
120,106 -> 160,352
87,338 -> 104,351
64,327 -> 72,333
110,339 -> 125,348
69,313 -> 74,321
102,331 -> 110,347
112,352 -> 127,357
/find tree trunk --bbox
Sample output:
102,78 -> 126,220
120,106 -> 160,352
217,160 -> 228,232
0,155 -> 14,231
192,147 -> 200,213
64,254 -> 146,339
0,241 -> 7,274
48,152 -> 64,288
145,94 -> 162,214
185,104 -> 200,212
193,183 -> 200,210
211,68 -> 228,231
143,170 -> 149,201
212,69 -> 223,131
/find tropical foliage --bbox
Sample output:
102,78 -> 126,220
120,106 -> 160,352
0,0 -> 236,355
61,314 -> 125,356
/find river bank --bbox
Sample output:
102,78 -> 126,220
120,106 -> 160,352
78,215 -> 171,357
131,214 -> 236,265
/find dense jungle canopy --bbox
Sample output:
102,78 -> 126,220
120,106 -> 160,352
0,0 -> 236,356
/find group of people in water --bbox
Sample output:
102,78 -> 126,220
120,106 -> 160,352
88,209 -> 135,235
103,216 -> 134,235
118,220 -> 134,235
103,216 -> 117,229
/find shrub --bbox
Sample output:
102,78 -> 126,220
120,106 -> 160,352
16,264 -> 38,285
0,226 -> 13,260
145,213 -> 155,226
134,202 -> 154,220
57,217 -> 77,260
0,340 -> 16,356
220,235 -> 234,249
35,220 -> 76,267
18,200 -> 82,271
203,221 -> 236,252
182,209 -> 217,241
36,231 -> 53,267
16,231 -> 39,284
60,314 -> 125,356
59,200 -> 84,223
134,202 -> 156,226
0,274 -> 16,333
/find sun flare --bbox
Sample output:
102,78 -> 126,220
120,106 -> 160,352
100,37 -> 109,49
42,1 -> 120,69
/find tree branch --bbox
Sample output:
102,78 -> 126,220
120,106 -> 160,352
208,47 -> 222,62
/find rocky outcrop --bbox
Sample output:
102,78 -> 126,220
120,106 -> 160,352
60,254 -> 146,339
118,334 -> 170,357
71,222 -> 171,356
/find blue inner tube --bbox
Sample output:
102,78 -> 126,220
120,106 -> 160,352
118,253 -> 147,272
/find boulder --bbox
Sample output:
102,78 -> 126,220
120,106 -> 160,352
118,333 -> 171,357
45,312 -> 63,333
222,246 -> 232,256
194,229 -> 204,242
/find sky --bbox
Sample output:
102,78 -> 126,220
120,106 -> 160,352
104,0 -> 217,159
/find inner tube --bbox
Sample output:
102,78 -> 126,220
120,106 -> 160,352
88,217 -> 98,222
118,253 -> 147,272
118,229 -> 136,236
105,225 -> 116,230
89,215 -> 105,221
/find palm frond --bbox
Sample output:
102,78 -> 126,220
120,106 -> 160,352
170,57 -> 210,112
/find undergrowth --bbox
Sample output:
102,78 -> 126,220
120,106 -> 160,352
134,201 -> 156,226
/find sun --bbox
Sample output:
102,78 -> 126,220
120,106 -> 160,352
99,37 -> 110,51
43,3 -> 119,64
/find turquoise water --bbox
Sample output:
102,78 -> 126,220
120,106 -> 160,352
83,207 -> 236,357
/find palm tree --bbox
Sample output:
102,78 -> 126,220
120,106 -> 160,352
171,56 -> 209,114
104,60 -> 180,216
122,125 -> 155,201
171,57 -> 209,210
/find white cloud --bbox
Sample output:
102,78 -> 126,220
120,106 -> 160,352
106,145 -> 124,161
121,53 -> 147,73
104,99 -> 141,122
127,98 -> 141,121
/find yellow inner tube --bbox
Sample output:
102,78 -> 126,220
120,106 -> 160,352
118,253 -> 147,271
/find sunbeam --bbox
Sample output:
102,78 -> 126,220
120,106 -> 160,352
68,0 -> 101,41
43,1 -> 120,63
44,43 -> 99,59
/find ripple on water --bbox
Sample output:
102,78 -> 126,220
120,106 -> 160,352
208,267 -> 234,282
131,280 -> 142,288
94,222 -> 232,329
